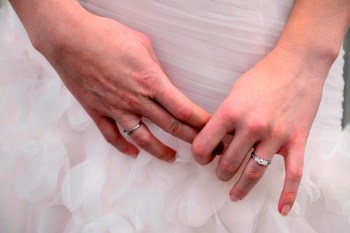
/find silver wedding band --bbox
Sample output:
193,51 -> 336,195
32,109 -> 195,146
251,152 -> 271,166
124,120 -> 143,135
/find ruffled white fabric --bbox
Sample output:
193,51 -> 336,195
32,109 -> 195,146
0,1 -> 350,232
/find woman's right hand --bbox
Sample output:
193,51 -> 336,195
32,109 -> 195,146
29,3 -> 210,161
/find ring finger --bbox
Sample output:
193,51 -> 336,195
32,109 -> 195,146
119,114 -> 177,162
229,139 -> 280,201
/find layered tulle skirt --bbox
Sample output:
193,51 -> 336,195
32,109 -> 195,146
1,1 -> 350,232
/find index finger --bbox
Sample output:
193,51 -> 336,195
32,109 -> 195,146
192,111 -> 231,165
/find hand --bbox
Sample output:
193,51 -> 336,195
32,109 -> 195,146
37,10 -> 210,161
192,46 -> 330,215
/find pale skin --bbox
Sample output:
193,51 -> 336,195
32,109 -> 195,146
9,0 -> 211,162
192,0 -> 350,215
9,0 -> 350,216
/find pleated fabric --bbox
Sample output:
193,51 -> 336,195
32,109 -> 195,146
0,1 -> 349,232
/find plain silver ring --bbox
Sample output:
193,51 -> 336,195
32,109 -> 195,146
123,120 -> 143,135
251,152 -> 271,166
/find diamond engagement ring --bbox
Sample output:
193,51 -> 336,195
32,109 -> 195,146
251,152 -> 271,166
124,120 -> 143,135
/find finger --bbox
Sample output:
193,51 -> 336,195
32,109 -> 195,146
153,71 -> 211,129
120,115 -> 177,162
278,144 -> 304,216
93,115 -> 139,157
229,140 -> 279,202
216,132 -> 257,181
192,111 -> 231,165
140,101 -> 199,143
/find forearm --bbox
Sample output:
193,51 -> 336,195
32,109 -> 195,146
8,0 -> 86,51
275,0 -> 350,73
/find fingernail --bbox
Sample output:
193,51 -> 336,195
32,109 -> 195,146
168,156 -> 177,163
128,150 -> 139,158
165,151 -> 177,163
281,205 -> 291,216
230,194 -> 240,202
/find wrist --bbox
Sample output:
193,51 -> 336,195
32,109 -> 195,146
272,0 -> 350,81
10,0 -> 88,54
35,4 -> 88,54
274,39 -> 339,72
267,44 -> 332,87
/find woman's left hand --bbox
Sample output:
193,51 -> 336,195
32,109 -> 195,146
192,46 -> 332,216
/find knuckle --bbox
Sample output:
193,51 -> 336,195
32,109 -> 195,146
138,33 -> 152,47
102,130 -> 123,145
281,191 -> 298,202
192,142 -> 204,156
168,121 -> 183,136
176,106 -> 192,122
245,119 -> 267,136
270,126 -> 291,141
287,168 -> 303,182
104,134 -> 117,144
117,91 -> 141,109
219,160 -> 238,175
245,167 -> 264,182
192,142 -> 206,158
220,107 -> 238,122
134,134 -> 152,148
216,110 -> 237,131
126,97 -> 141,109
134,70 -> 160,96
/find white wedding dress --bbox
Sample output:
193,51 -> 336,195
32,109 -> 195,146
1,1 -> 350,232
